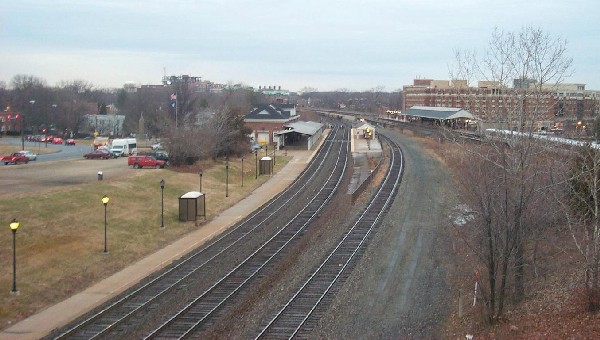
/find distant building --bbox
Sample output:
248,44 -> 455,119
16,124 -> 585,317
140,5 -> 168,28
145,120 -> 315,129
123,81 -> 137,93
84,113 -> 126,138
244,104 -> 299,145
402,78 -> 599,126
0,111 -> 22,135
256,85 -> 291,104
161,75 -> 226,93
353,121 -> 376,139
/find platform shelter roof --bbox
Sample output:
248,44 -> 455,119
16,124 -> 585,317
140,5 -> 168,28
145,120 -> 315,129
404,106 -> 476,120
282,121 -> 323,136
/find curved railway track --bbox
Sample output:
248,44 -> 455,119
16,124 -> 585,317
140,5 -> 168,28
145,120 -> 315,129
255,133 -> 404,339
50,123 -> 349,340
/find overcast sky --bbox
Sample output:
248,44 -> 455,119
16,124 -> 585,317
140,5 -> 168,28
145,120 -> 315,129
1,0 -> 598,92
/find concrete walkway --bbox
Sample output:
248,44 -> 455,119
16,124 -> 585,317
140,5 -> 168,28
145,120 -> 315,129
1,149 -> 318,340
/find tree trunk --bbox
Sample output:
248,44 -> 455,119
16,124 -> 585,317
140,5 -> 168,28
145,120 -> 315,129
514,236 -> 525,302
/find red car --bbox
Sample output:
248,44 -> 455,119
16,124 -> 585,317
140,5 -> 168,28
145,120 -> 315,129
2,152 -> 29,165
66,139 -> 76,145
128,155 -> 166,169
84,149 -> 111,159
53,137 -> 64,145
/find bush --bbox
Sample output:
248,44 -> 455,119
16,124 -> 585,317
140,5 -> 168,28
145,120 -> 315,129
573,285 -> 600,312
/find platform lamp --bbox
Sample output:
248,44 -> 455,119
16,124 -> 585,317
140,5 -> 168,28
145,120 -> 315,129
225,158 -> 229,198
198,169 -> 203,192
160,179 -> 165,228
10,218 -> 20,294
102,195 -> 110,254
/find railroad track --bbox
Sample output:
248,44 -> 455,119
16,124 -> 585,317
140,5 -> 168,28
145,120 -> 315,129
255,132 -> 403,339
49,123 -> 350,340
143,125 -> 350,339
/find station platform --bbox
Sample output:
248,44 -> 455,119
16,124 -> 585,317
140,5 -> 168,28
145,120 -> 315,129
348,131 -> 382,195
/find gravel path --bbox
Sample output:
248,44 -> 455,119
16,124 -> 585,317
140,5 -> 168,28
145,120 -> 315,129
312,129 -> 458,338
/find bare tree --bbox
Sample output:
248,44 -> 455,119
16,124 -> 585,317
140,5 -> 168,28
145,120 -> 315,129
561,146 -> 600,311
450,26 -> 573,322
205,107 -> 252,159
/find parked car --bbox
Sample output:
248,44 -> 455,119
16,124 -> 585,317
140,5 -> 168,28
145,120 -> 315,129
65,139 -> 76,145
52,137 -> 64,145
1,152 -> 29,165
250,141 -> 262,152
17,150 -> 37,161
136,151 -> 169,164
151,141 -> 163,150
128,155 -> 166,169
83,149 -> 112,159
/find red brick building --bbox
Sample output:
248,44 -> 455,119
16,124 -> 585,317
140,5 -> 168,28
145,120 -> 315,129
0,111 -> 23,136
402,79 -> 599,130
244,104 -> 299,146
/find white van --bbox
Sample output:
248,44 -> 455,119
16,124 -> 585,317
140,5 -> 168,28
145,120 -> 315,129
110,138 -> 137,157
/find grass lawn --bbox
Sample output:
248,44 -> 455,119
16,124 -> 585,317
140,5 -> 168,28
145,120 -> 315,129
0,146 -> 290,329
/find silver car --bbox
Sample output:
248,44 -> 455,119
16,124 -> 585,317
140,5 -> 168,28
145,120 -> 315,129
17,150 -> 37,161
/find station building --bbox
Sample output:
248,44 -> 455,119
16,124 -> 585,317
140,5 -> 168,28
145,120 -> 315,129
244,104 -> 299,146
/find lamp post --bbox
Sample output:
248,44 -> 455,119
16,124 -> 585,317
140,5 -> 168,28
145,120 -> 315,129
199,169 -> 203,192
273,143 -> 276,166
160,179 -> 165,228
241,157 -> 244,187
225,158 -> 229,198
10,218 -> 20,294
102,195 -> 109,254
255,150 -> 258,179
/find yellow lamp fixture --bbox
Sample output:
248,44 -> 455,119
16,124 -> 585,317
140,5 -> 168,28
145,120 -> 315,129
10,218 -> 19,231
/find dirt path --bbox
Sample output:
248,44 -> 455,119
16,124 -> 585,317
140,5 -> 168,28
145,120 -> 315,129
313,130 -> 458,338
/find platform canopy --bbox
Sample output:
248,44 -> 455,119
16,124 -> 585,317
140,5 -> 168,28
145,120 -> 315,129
282,121 -> 323,136
404,106 -> 476,120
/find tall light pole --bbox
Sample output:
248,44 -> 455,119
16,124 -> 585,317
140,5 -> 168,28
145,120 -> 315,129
255,150 -> 258,179
51,104 -> 57,134
241,157 -> 244,187
102,195 -> 110,254
160,179 -> 165,228
225,158 -> 229,198
199,169 -> 203,192
10,218 -> 20,295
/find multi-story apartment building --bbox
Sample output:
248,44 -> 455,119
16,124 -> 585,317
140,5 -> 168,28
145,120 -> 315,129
402,78 -> 599,131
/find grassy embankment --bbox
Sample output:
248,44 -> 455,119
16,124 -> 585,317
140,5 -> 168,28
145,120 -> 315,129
0,141 -> 289,330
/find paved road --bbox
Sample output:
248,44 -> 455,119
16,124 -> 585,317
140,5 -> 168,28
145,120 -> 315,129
1,137 -> 94,162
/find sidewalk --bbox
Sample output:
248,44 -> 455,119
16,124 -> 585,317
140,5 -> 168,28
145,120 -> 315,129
0,148 -> 318,340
